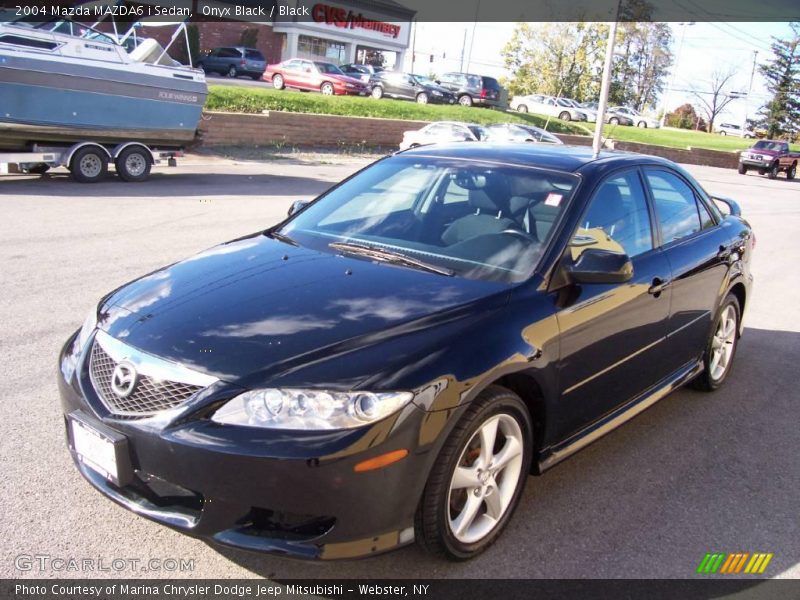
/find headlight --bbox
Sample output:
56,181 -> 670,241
77,308 -> 98,351
61,307 -> 97,381
211,389 -> 414,430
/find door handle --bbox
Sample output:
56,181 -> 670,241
648,277 -> 670,296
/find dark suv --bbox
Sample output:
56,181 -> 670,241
437,72 -> 504,107
198,46 -> 266,79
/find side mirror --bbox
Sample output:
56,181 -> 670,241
287,200 -> 309,217
711,195 -> 741,217
565,249 -> 633,284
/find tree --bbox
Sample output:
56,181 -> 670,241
501,22 -> 607,101
757,22 -> 800,139
665,103 -> 706,131
610,22 -> 673,110
691,68 -> 739,133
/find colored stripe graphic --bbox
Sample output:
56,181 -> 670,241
698,552 -> 774,574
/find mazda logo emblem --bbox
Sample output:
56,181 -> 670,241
111,362 -> 138,398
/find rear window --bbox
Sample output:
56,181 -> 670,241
245,49 -> 264,60
481,77 -> 501,90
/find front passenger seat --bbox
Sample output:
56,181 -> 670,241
441,179 -> 516,245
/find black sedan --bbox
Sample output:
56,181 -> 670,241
58,144 -> 753,561
369,71 -> 456,104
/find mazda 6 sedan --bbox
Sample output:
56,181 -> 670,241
59,144 -> 753,561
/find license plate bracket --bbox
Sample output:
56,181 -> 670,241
67,412 -> 134,487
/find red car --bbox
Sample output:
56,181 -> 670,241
263,59 -> 368,95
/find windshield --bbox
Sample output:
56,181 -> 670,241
279,156 -> 579,283
556,98 -> 575,107
753,141 -> 786,151
315,62 -> 344,75
468,125 -> 489,140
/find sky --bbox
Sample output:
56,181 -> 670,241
402,21 -> 795,125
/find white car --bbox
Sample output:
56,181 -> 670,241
484,123 -> 563,144
608,106 -> 660,128
398,121 -> 489,150
510,95 -> 591,122
716,122 -> 755,138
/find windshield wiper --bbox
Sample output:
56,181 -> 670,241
329,241 -> 454,277
265,229 -> 299,247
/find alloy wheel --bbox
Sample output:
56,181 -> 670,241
709,305 -> 737,381
447,413 -> 524,544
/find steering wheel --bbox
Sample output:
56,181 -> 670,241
502,228 -> 537,243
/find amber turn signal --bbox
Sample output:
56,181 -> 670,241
353,449 -> 409,473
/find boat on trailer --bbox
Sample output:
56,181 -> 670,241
0,17 -> 207,150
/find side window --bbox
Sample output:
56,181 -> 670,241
645,170 -> 703,243
573,171 -> 653,259
697,200 -> 715,229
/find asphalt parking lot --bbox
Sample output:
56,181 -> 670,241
0,154 -> 798,580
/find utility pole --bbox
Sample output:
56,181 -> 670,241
742,50 -> 758,132
410,19 -> 417,73
593,20 -> 618,158
459,28 -> 467,72
465,0 -> 480,72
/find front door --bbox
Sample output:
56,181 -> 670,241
553,169 -> 672,440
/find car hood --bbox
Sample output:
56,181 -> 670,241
97,233 -> 508,384
747,148 -> 778,156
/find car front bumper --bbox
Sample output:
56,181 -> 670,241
740,156 -> 775,168
58,332 -> 440,560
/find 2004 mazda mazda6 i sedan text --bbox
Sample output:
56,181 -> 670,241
59,144 -> 753,561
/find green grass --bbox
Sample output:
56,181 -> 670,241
206,85 -> 586,134
599,124 -> 800,153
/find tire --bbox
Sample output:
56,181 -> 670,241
516,104 -> 528,113
720,131 -> 727,136
458,95 -> 473,107
609,117 -> 620,125
637,121 -> 648,128
416,92 -> 429,104
321,82 -> 335,96
738,163 -> 747,175
272,74 -> 285,90
559,111 -> 571,121
415,385 -> 532,560
787,163 -> 796,180
70,147 -> 108,183
371,85 -> 383,99
692,294 -> 741,392
227,65 -> 237,78
767,162 -> 779,179
115,146 -> 152,182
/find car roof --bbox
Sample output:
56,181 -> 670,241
399,142 -> 679,173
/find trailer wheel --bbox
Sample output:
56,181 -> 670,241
70,147 -> 108,183
115,147 -> 152,182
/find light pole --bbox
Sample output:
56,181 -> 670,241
593,20 -> 618,157
659,21 -> 694,128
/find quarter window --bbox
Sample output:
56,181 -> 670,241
645,170 -> 703,243
574,171 -> 653,258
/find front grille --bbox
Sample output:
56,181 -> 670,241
89,342 -> 203,416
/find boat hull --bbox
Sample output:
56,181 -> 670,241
0,52 -> 207,150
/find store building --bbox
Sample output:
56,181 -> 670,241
272,0 -> 414,69
139,0 -> 414,69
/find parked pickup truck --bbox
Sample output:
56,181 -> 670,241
738,140 -> 799,179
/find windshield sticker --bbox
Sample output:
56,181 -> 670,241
545,193 -> 563,207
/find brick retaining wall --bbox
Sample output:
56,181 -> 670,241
198,111 -> 741,169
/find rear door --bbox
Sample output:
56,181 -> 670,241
553,169 -> 672,439
643,168 -> 732,373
